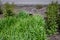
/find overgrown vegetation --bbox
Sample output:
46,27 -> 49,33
17,10 -> 29,18
0,11 -> 47,40
3,2 -> 14,17
57,14 -> 60,32
46,2 -> 59,35
57,3 -> 60,32
0,1 -> 60,40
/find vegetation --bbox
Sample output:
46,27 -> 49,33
46,2 -> 59,35
0,11 -> 47,40
17,10 -> 29,18
57,4 -> 60,28
57,14 -> 60,32
3,2 -> 14,17
0,1 -> 60,40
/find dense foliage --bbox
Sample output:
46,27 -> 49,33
57,14 -> 60,32
57,4 -> 60,32
0,1 -> 59,40
3,2 -> 14,17
46,2 -> 59,35
0,12 -> 47,40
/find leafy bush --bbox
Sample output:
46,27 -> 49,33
3,2 -> 14,17
46,2 -> 58,35
0,12 -> 47,40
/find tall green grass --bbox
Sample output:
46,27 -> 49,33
0,11 -> 47,40
0,16 -> 17,31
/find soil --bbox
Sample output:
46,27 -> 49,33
0,14 -> 4,18
14,6 -> 46,17
48,33 -> 60,40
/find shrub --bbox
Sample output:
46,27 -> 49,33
3,2 -> 14,17
0,13 -> 47,40
46,2 -> 59,35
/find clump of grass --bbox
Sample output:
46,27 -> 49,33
0,16 -> 17,31
0,11 -> 47,40
17,10 -> 29,18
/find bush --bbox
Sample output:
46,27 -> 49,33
0,13 -> 47,40
3,2 -> 14,17
46,2 -> 59,35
